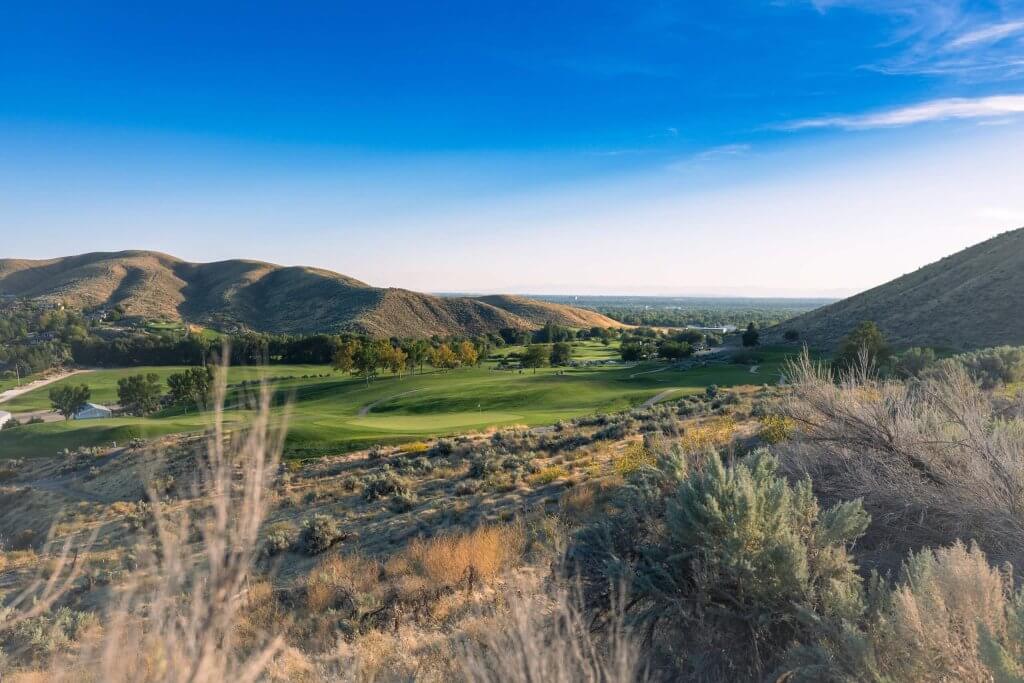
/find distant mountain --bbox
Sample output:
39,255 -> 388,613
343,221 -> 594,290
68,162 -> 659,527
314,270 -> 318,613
0,251 -> 619,337
768,228 -> 1024,350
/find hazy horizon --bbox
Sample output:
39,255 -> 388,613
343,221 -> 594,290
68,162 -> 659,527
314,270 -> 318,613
4,1 -> 1024,296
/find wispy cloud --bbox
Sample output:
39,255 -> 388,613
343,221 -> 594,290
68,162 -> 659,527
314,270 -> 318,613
808,0 -> 1024,80
693,143 -> 751,160
782,94 -> 1024,130
948,20 -> 1024,49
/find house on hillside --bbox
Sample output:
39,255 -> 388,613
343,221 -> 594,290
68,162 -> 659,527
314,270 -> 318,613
0,411 -> 11,428
74,403 -> 112,420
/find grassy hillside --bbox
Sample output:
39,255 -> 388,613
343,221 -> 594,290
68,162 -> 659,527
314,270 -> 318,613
0,250 -> 619,337
768,228 -> 1024,350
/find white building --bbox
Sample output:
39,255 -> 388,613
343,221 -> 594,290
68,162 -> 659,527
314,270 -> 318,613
74,403 -> 112,420
0,410 -> 11,428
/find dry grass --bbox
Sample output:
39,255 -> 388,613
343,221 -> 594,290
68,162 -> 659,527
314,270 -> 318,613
680,416 -> 735,452
778,351 -> 1024,571
407,523 -> 526,587
35,362 -> 288,683
305,554 -> 381,612
456,581 -> 642,683
527,465 -> 570,486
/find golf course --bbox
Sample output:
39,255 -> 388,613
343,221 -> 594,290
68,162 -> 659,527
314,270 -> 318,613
0,342 -> 799,459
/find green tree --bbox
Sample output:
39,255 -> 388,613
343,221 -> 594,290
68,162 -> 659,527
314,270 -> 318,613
406,339 -> 431,374
117,373 -> 163,416
836,321 -> 891,371
550,341 -> 573,366
783,329 -> 800,343
521,344 -> 549,373
742,322 -> 760,347
331,339 -> 358,373
166,366 -> 213,412
353,340 -> 387,385
893,347 -> 937,378
49,383 -> 91,421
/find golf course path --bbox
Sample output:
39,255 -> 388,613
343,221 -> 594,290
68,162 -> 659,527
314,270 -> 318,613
0,369 -> 93,405
357,388 -> 427,416
629,365 -> 673,379
640,388 -> 680,410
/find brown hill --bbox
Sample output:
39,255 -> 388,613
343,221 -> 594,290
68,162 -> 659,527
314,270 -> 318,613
768,228 -> 1024,350
0,250 -> 619,337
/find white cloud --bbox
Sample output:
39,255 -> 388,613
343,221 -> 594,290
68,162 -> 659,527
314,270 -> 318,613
783,95 -> 1024,130
948,20 -> 1024,49
807,0 -> 1024,80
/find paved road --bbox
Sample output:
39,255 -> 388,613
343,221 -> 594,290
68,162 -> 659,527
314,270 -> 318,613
0,369 -> 93,405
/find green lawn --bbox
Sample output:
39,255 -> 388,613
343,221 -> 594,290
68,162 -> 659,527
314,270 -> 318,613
0,347 -> 800,459
0,365 -> 334,413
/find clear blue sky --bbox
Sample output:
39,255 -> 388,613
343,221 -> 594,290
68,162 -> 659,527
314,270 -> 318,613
3,1 -> 1024,296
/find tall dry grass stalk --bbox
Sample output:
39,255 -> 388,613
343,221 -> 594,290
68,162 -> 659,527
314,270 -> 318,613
456,581 -> 642,683
51,360 -> 287,682
778,350 -> 1024,570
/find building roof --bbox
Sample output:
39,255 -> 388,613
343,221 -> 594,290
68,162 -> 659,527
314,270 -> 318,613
78,403 -> 111,412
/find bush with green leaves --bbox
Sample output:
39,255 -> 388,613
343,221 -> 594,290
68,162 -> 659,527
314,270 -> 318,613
297,514 -> 345,555
262,521 -> 298,558
361,467 -> 410,501
568,448 -> 869,681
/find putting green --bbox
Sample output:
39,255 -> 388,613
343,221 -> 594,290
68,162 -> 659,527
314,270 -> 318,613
348,411 -> 525,431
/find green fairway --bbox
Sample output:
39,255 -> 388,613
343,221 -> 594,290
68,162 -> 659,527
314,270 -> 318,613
0,364 -> 334,412
0,347 -> 799,458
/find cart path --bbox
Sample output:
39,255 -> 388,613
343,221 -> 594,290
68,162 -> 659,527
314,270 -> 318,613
640,388 -> 680,410
0,369 -> 93,405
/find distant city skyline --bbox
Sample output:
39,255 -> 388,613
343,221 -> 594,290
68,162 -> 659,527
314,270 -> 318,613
4,1 -> 1024,296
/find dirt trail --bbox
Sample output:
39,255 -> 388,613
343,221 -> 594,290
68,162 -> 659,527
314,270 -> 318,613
0,369 -> 93,405
357,388 -> 427,417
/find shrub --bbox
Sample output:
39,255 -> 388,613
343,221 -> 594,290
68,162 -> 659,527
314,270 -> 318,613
569,449 -> 869,680
361,468 -> 410,501
262,522 -> 297,558
779,351 -> 1024,572
400,441 -> 430,454
759,414 -> 795,444
527,465 -> 569,486
388,491 -> 418,513
428,439 -> 453,457
468,453 -> 500,479
613,442 -> 654,477
297,514 -> 345,555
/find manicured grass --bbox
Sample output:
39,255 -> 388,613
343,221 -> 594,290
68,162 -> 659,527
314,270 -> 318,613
0,364 -> 335,412
0,346 -> 801,459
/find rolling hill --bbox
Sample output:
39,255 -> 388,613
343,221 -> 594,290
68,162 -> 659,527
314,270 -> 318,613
769,228 -> 1024,350
0,250 -> 619,337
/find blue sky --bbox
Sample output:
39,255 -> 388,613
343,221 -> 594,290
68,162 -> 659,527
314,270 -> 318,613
3,0 -> 1024,295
